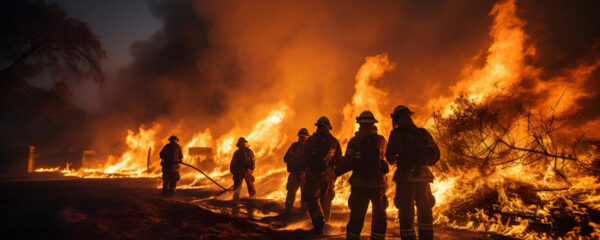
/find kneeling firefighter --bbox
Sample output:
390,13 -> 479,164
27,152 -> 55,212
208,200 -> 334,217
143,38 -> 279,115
336,111 -> 389,240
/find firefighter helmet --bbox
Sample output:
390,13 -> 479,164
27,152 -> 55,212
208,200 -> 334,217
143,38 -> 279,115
390,105 -> 413,118
356,110 -> 378,123
237,137 -> 248,144
298,128 -> 309,136
168,135 -> 179,142
315,116 -> 333,130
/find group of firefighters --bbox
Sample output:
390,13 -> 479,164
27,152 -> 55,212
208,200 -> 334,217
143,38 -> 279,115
159,105 -> 439,240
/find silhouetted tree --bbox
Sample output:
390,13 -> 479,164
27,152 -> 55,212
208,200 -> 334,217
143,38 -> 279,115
0,0 -> 105,171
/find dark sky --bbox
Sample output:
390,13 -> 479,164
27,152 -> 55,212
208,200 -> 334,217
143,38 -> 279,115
53,0 -> 160,111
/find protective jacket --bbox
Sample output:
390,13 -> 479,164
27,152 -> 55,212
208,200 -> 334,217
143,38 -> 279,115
159,142 -> 183,172
284,141 -> 306,173
385,125 -> 439,182
300,131 -> 342,182
336,127 -> 389,188
230,147 -> 255,175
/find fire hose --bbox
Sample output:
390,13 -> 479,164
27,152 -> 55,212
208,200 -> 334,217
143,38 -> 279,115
180,162 -> 232,191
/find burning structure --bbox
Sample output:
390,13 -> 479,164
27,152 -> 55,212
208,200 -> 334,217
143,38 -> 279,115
2,0 -> 599,239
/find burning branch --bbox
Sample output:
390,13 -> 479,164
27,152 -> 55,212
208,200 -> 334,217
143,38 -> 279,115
433,93 -> 590,176
431,90 -> 600,237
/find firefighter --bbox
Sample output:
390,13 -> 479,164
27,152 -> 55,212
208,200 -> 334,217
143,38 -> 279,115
300,116 -> 342,234
159,135 -> 183,197
283,128 -> 310,212
386,105 -> 440,240
336,111 -> 389,240
230,137 -> 256,200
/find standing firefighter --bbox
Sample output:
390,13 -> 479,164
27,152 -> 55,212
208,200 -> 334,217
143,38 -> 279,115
159,135 -> 183,197
283,128 -> 310,212
336,111 -> 389,240
300,116 -> 342,234
230,137 -> 256,200
386,105 -> 440,240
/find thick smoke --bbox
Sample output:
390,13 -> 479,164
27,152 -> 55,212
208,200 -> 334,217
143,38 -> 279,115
93,0 -> 599,156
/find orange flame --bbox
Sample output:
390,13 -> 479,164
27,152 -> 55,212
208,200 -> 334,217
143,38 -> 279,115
103,124 -> 160,174
339,53 -> 395,145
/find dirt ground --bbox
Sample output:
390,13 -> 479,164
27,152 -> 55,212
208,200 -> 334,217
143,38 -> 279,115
0,177 -> 507,240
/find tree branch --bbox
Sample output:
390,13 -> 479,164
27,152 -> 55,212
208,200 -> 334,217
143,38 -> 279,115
497,138 -> 577,161
0,43 -> 44,77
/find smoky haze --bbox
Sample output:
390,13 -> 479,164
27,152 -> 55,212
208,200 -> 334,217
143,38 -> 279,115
90,0 -> 598,160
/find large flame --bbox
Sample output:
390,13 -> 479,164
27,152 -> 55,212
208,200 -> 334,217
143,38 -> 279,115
339,53 -> 395,146
427,0 -> 534,117
186,129 -> 213,153
216,103 -> 291,162
103,124 -> 161,174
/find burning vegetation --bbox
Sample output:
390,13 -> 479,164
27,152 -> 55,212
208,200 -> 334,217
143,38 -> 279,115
3,0 -> 600,239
